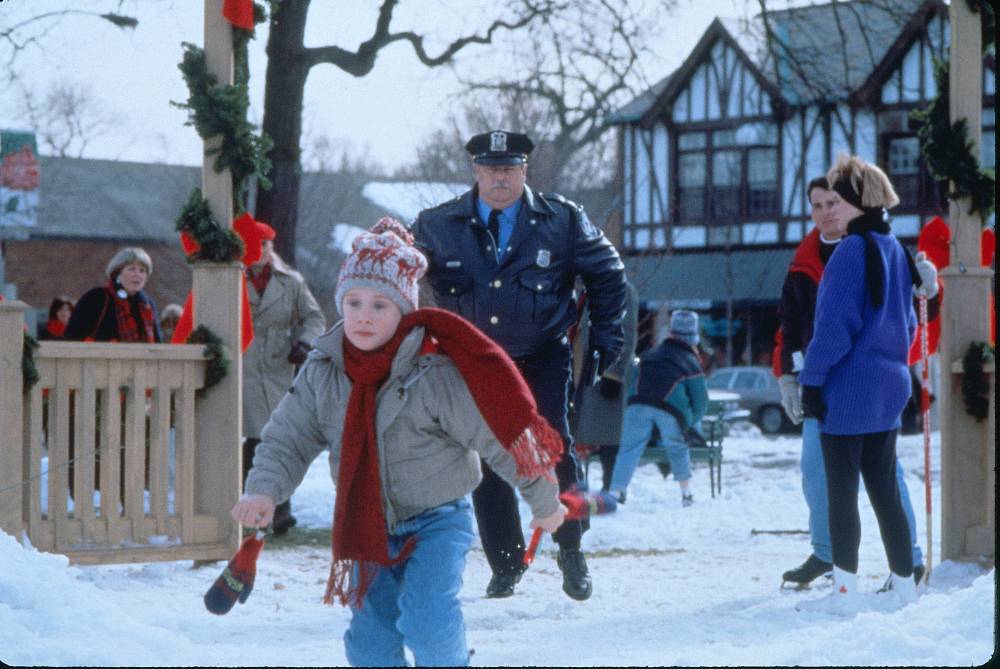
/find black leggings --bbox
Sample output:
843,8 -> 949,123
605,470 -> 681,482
821,429 -> 913,576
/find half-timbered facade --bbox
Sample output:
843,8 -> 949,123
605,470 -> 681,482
611,0 -> 995,361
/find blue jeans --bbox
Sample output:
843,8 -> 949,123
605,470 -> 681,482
610,403 -> 692,493
801,418 -> 922,566
344,499 -> 475,667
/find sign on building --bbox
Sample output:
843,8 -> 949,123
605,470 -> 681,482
0,130 -> 41,231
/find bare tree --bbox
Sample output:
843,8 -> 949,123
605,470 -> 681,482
398,1 -> 676,193
255,0 -> 576,264
0,5 -> 137,78
15,80 -> 118,158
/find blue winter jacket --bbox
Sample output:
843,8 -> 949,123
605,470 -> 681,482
799,232 -> 917,435
628,337 -> 709,430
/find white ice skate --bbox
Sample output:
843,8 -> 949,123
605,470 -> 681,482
795,567 -> 860,617
874,571 -> 918,612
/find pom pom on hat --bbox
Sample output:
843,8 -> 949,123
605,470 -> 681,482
335,217 -> 428,316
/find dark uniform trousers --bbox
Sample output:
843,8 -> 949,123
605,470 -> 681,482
473,336 -> 585,577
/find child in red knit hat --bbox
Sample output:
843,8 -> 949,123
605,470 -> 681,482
233,217 -> 565,666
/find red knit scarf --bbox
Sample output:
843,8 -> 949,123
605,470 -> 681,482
45,319 -> 67,339
245,263 -> 272,297
325,307 -> 564,607
108,282 -> 156,343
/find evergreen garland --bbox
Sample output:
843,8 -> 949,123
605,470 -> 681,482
22,332 -> 40,394
172,42 -> 273,211
910,1 -> 996,224
961,342 -> 994,422
175,189 -> 244,263
186,325 -> 230,396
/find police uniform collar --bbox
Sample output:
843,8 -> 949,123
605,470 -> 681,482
523,186 -> 555,216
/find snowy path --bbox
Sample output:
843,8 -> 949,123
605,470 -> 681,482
2,430 -> 993,666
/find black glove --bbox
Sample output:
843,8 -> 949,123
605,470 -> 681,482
598,377 -> 622,399
589,326 -> 623,378
287,340 -> 312,365
800,385 -> 827,422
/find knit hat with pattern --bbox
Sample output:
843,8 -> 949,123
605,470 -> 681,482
335,217 -> 428,316
669,309 -> 700,346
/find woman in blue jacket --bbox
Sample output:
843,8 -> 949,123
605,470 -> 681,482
797,154 -> 924,616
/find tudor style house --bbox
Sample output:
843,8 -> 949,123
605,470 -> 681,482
610,0 -> 995,362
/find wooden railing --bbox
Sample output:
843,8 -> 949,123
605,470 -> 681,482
1,301 -> 239,565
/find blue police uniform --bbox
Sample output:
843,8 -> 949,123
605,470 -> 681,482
411,183 -> 627,583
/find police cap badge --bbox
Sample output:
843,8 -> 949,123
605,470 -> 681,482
465,130 -> 534,166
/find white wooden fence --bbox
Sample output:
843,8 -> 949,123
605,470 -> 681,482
1,301 -> 239,565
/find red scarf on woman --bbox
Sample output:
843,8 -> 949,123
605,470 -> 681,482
325,307 -> 564,606
45,319 -> 67,339
108,281 -> 157,343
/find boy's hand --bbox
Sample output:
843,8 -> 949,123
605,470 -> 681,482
530,504 -> 567,534
231,494 -> 276,528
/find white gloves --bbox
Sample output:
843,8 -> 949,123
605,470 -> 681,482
779,374 -> 803,425
914,251 -> 939,299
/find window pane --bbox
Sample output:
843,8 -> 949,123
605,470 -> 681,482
713,129 -> 737,147
734,372 -> 757,389
713,151 -> 741,221
678,132 -> 707,150
982,130 -> 995,169
736,122 -> 778,145
748,148 -> 778,216
678,153 -> 706,221
713,151 -> 741,185
888,137 -> 920,175
707,371 -> 733,389
680,154 -> 707,186
887,137 -> 921,209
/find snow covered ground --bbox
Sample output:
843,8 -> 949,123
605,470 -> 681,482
1,429 -> 994,666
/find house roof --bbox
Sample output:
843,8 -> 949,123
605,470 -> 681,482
611,0 -> 934,126
606,71 -> 677,124
13,157 -> 392,247
624,248 -> 794,306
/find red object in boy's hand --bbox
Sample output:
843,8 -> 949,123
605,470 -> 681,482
522,490 -> 617,566
204,532 -> 266,615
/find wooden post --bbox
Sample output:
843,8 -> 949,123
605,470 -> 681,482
194,0 -> 241,552
938,1 -> 994,563
0,301 -> 28,540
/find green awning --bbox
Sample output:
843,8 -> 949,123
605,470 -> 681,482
624,248 -> 794,307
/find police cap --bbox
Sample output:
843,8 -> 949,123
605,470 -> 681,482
465,130 -> 534,166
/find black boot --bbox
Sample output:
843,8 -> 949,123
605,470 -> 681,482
781,554 -> 832,587
557,548 -> 592,601
485,569 -> 523,598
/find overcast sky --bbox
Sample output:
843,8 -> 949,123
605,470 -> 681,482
0,0 -> 754,171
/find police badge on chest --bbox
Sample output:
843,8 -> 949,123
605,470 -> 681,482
535,249 -> 551,268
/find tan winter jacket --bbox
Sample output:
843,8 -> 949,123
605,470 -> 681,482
244,322 -> 560,530
243,254 -> 326,437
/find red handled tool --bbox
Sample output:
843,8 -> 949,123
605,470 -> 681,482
522,490 -> 617,566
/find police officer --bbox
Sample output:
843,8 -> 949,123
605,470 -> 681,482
411,130 -> 627,601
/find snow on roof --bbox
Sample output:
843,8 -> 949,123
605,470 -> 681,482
361,180 -> 467,224
328,223 -> 368,254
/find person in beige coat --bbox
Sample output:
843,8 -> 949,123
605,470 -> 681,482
243,231 -> 326,533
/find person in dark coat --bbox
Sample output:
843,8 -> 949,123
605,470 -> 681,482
571,281 -> 639,491
411,129 -> 627,601
605,310 -> 708,507
797,154 -> 925,616
37,296 -> 74,340
65,247 -> 161,343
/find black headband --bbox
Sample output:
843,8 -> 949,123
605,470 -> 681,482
831,176 -> 864,210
